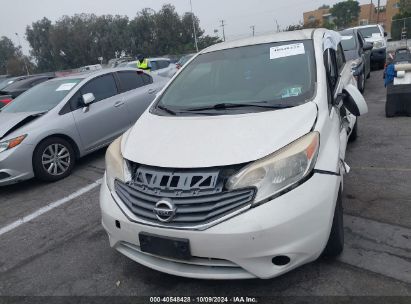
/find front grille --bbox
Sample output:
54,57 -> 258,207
115,178 -> 255,228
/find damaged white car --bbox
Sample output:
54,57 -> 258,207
100,29 -> 368,279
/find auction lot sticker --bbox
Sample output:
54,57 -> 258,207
270,43 -> 305,60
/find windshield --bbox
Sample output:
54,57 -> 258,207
1,78 -> 82,113
340,35 -> 357,51
155,40 -> 316,115
358,26 -> 381,38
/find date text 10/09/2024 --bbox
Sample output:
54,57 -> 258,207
149,297 -> 259,303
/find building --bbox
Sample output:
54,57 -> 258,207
303,0 -> 400,34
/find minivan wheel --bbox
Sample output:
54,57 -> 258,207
322,189 -> 344,257
357,71 -> 365,93
348,120 -> 358,142
33,137 -> 76,182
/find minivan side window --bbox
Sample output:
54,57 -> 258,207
117,71 -> 144,92
336,43 -> 345,73
324,49 -> 339,92
81,74 -> 118,103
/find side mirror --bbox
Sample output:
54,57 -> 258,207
82,93 -> 95,105
384,32 -> 388,37
363,42 -> 373,51
341,84 -> 368,116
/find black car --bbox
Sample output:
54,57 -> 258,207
339,29 -> 373,93
0,75 -> 55,109
0,75 -> 54,99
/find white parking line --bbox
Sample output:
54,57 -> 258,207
0,179 -> 102,237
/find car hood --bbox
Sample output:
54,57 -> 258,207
344,50 -> 360,61
0,111 -> 44,139
122,102 -> 318,168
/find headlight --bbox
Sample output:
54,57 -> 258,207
226,132 -> 320,204
373,41 -> 384,49
0,135 -> 27,153
105,135 -> 128,191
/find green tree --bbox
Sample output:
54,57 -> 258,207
26,18 -> 54,72
399,0 -> 411,15
0,36 -> 17,74
330,0 -> 360,29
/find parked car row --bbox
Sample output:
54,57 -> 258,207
0,68 -> 167,185
339,24 -> 388,93
117,57 -> 178,78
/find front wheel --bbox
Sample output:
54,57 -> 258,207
348,120 -> 358,142
322,189 -> 344,257
33,137 -> 76,182
357,71 -> 365,93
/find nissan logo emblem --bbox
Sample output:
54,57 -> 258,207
153,199 -> 177,222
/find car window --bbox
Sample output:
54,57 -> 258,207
29,77 -> 49,87
80,74 -> 118,103
341,35 -> 356,51
155,40 -> 316,115
150,61 -> 159,71
324,49 -> 338,92
158,60 -> 170,69
117,71 -> 144,92
141,73 -> 153,85
358,26 -> 381,38
336,44 -> 346,73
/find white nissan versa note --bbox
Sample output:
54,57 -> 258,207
100,29 -> 368,279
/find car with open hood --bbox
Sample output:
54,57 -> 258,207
0,68 -> 167,186
100,29 -> 368,279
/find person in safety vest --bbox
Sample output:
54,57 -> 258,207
137,54 -> 151,72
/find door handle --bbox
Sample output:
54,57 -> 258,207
148,88 -> 157,95
114,101 -> 125,107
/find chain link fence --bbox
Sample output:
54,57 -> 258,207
391,17 -> 411,41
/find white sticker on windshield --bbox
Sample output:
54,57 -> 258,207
270,43 -> 305,60
56,83 -> 77,91
341,35 -> 353,40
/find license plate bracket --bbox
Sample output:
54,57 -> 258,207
139,232 -> 191,260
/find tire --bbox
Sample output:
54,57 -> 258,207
322,189 -> 344,257
348,120 -> 358,142
33,137 -> 76,182
357,71 -> 365,93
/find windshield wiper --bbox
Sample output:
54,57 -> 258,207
182,102 -> 293,112
157,104 -> 177,115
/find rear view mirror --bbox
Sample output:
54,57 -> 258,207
342,84 -> 368,116
363,42 -> 373,51
82,93 -> 95,105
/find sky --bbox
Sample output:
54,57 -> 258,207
0,0 -> 383,55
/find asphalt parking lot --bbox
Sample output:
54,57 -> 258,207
0,70 -> 410,298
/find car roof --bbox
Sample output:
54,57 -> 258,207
202,29 -> 316,53
50,68 -> 148,82
350,24 -> 380,30
1,75 -> 53,91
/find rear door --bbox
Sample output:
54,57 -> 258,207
71,73 -> 129,152
115,70 -> 158,124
